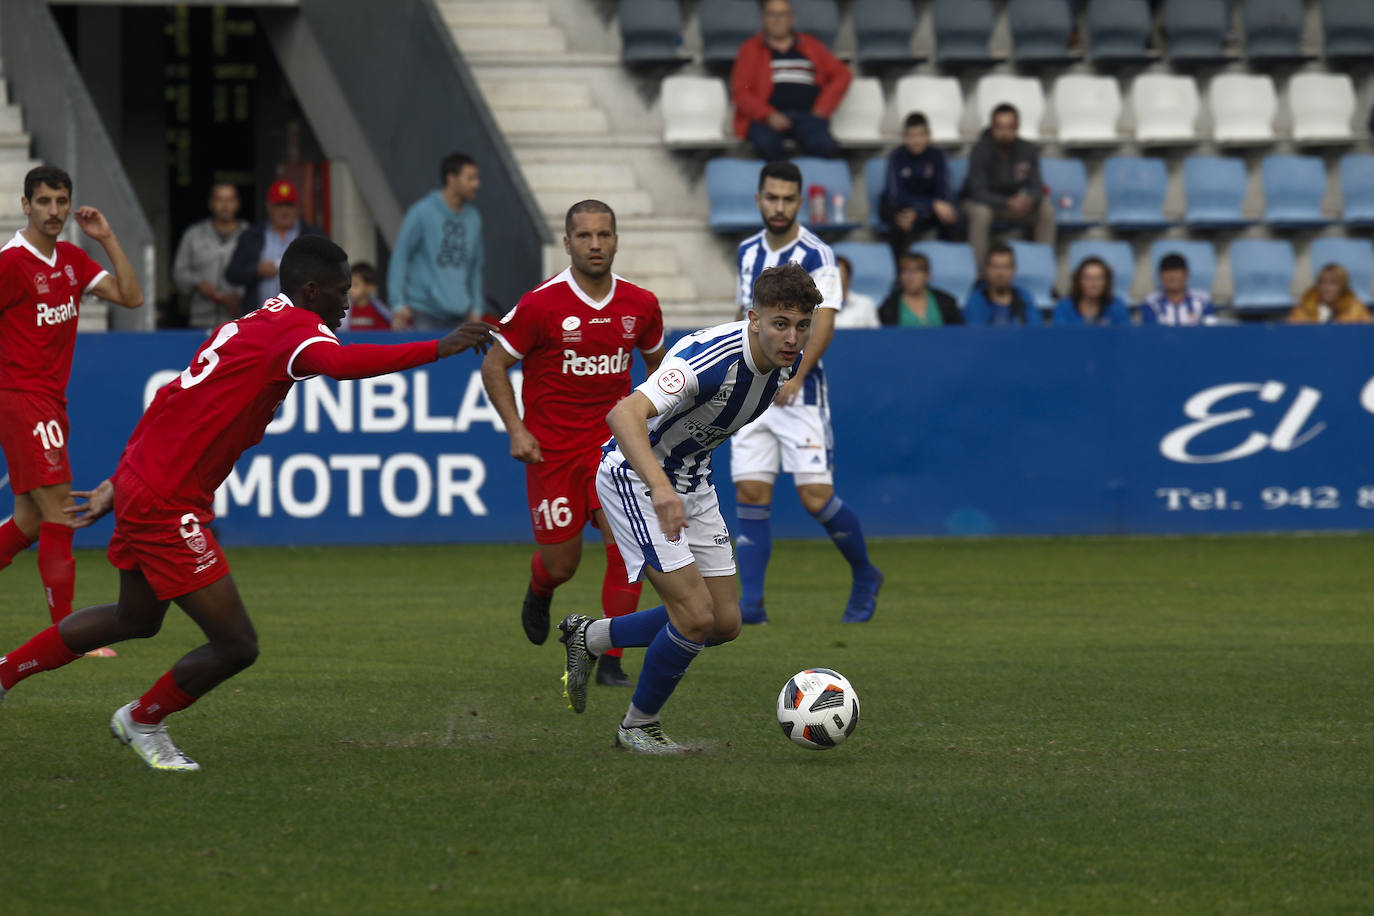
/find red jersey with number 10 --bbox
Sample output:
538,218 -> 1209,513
495,269 -> 664,458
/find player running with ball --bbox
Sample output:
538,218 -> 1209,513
557,263 -> 819,753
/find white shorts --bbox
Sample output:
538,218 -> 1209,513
729,402 -> 834,486
596,461 -> 737,583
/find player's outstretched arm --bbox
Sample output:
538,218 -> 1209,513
436,321 -> 498,359
480,345 -> 542,463
607,392 -> 684,539
292,322 -> 495,382
75,207 -> 144,309
65,478 -> 114,529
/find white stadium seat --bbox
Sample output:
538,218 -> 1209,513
974,74 -> 1046,142
892,75 -> 963,145
661,74 -> 728,146
1288,73 -> 1356,145
1209,74 -> 1277,145
830,77 -> 885,144
1131,73 -> 1200,145
1052,74 -> 1122,145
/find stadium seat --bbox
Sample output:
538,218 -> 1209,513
1323,0 -> 1374,61
947,156 -> 969,199
833,241 -> 896,305
1287,74 -> 1356,146
1209,74 -> 1277,145
1007,241 -> 1057,310
661,75 -> 728,147
1148,239 -> 1218,297
864,155 -> 889,232
1183,156 -> 1254,231
910,241 -> 978,306
1104,156 -> 1175,231
830,78 -> 885,145
1162,0 -> 1230,63
793,157 -> 859,231
852,0 -> 919,66
1339,154 -> 1374,227
975,75 -> 1046,142
791,0 -> 840,48
1131,74 -> 1200,146
706,158 -> 765,233
617,0 -> 683,65
1243,0 -> 1306,61
1068,240 -> 1136,303
1052,75 -> 1122,146
933,0 -> 997,65
1009,0 -> 1077,64
1041,157 -> 1096,230
700,0 -> 757,66
892,75 -> 963,146
1262,155 -> 1331,230
1088,0 -> 1154,63
1309,237 -> 1374,299
1230,239 -> 1296,311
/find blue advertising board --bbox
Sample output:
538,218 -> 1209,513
2,326 -> 1371,547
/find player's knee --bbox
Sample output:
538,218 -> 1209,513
673,606 -> 715,644
544,553 -> 580,580
712,618 -> 741,644
126,618 -> 164,641
219,634 -> 259,673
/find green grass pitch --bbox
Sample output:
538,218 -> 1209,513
1,536 -> 1370,913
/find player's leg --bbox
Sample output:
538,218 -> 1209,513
521,458 -> 591,644
525,532 -> 583,644
24,482 -> 78,625
591,507 -> 640,688
0,406 -> 42,571
0,494 -> 37,572
730,416 -> 780,624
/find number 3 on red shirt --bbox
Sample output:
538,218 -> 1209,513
181,322 -> 240,389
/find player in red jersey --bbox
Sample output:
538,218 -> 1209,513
0,236 -> 494,771
481,200 -> 665,686
0,165 -> 143,657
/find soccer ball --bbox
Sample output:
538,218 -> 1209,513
777,668 -> 860,750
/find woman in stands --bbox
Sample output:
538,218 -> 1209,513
1051,256 -> 1130,327
1287,263 -> 1371,324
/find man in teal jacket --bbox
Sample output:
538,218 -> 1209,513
388,153 -> 485,329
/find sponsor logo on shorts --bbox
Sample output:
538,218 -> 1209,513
713,533 -> 730,546
17,659 -> 38,673
665,533 -> 682,544
194,555 -> 219,574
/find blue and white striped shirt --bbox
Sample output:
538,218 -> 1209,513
603,320 -> 791,493
1139,288 -> 1217,326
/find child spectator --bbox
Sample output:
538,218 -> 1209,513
1287,263 -> 1371,324
880,113 -> 958,261
343,262 -> 392,331
1140,253 -> 1216,325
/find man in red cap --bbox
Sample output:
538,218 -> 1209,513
226,179 -> 325,311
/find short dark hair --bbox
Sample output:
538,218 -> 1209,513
898,252 -> 930,272
903,112 -> 929,131
350,261 -> 377,285
1158,253 -> 1189,274
752,263 -> 821,313
758,160 -> 802,192
440,152 -> 477,185
991,103 -> 1019,122
986,243 -> 1015,266
280,235 -> 349,298
564,199 -> 617,236
24,165 -> 72,200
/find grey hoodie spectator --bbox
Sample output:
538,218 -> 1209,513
960,104 -> 1055,273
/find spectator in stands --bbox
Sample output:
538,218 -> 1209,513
342,262 -> 392,331
832,254 -> 880,328
1052,257 -> 1130,326
880,112 -> 958,261
961,104 -> 1056,273
730,0 -> 851,161
225,180 -> 325,310
1140,252 -> 1217,326
964,243 -> 1040,326
879,252 -> 962,327
172,181 -> 247,328
1287,263 -> 1371,324
388,152 -> 485,330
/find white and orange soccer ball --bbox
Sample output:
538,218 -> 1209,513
777,668 -> 860,749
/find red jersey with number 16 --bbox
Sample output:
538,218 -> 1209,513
494,269 -> 664,458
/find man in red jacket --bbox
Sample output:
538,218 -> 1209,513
730,0 -> 851,161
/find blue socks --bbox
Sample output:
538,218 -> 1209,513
631,623 -> 704,717
736,502 -> 772,610
812,496 -> 873,575
608,605 -> 669,648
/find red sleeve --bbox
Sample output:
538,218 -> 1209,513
638,297 -> 665,352
496,294 -> 540,358
0,256 -> 17,313
730,37 -> 775,124
803,35 -> 852,118
292,339 -> 438,380
68,244 -> 108,289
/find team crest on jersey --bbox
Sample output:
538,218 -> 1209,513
33,272 -> 50,295
620,315 -> 637,338
64,264 -> 77,285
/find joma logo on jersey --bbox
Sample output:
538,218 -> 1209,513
562,348 -> 630,376
35,297 -> 77,326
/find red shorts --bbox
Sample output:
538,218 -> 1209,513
0,391 -> 71,493
106,468 -> 231,601
525,449 -> 603,545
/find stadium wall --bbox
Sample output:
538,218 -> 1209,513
15,327 -> 1374,548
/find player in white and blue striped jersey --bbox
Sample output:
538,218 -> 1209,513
555,264 -> 820,754
731,160 -> 882,625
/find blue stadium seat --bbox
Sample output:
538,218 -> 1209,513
1183,156 -> 1253,231
864,155 -> 889,232
1088,0 -> 1154,63
793,157 -> 859,232
1230,239 -> 1296,311
1162,0 -> 1229,62
1041,157 -> 1095,230
706,158 -> 765,233
700,0 -> 757,66
617,0 -> 683,65
947,156 -> 969,198
910,241 -> 978,307
1339,154 -> 1374,227
1104,156 -> 1175,231
1243,0 -> 1305,61
1068,240 -> 1136,303
1148,239 -> 1218,297
933,0 -> 996,65
1007,241 -> 1057,311
833,241 -> 896,305
1009,0 -> 1077,64
791,0 -> 840,48
853,0 -> 920,65
1309,237 -> 1374,300
1262,155 -> 1330,230
1323,0 -> 1374,61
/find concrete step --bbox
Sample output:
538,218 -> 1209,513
536,188 -> 655,219
449,26 -> 566,55
463,51 -> 619,68
437,0 -> 551,27
631,274 -> 698,301
606,246 -> 682,276
477,80 -> 592,110
0,158 -> 41,189
509,133 -> 663,150
521,162 -> 639,193
660,300 -> 735,329
0,107 -> 23,134
495,107 -> 610,136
